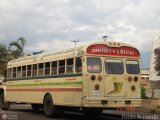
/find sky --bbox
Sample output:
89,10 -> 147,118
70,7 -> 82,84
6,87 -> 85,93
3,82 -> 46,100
0,0 -> 160,68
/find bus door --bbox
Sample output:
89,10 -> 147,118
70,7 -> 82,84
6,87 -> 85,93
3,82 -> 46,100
104,59 -> 126,97
125,60 -> 140,98
86,57 -> 103,97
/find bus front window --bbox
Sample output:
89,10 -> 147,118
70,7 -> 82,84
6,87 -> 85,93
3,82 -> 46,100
126,60 -> 140,74
105,59 -> 123,74
87,58 -> 102,73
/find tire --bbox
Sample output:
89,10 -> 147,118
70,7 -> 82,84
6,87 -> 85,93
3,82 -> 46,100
31,104 -> 41,111
0,92 -> 10,110
43,94 -> 57,118
83,108 -> 102,118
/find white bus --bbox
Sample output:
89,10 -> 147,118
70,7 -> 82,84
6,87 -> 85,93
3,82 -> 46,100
0,41 -> 141,117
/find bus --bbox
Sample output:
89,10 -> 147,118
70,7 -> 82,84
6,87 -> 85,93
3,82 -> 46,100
0,41 -> 141,117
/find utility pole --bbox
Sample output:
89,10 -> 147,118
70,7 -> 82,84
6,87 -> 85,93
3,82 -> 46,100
71,40 -> 79,47
103,36 -> 108,41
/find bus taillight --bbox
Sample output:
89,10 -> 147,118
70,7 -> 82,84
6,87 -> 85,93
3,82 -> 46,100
95,84 -> 99,90
128,76 -> 132,82
91,75 -> 96,81
131,85 -> 136,91
97,75 -> 102,81
134,76 -> 138,82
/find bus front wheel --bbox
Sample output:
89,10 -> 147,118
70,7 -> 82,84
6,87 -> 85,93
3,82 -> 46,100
0,92 -> 10,110
43,94 -> 57,118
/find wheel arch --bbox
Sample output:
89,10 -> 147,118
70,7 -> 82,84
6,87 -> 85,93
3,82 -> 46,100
43,92 -> 53,104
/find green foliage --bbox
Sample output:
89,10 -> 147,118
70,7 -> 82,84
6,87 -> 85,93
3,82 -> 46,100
0,44 -> 14,62
0,37 -> 26,76
141,87 -> 147,99
9,37 -> 26,58
154,48 -> 160,75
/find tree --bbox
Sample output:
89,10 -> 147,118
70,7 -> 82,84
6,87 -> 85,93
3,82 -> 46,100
0,44 -> 10,62
151,47 -> 160,99
0,44 -> 15,61
9,37 -> 26,58
141,87 -> 147,99
0,44 -> 11,76
154,47 -> 160,75
0,37 -> 26,76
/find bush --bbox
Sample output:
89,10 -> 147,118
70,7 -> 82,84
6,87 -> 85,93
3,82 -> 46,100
141,87 -> 147,99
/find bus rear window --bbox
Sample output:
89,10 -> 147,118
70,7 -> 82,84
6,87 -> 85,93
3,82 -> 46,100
105,59 -> 123,74
126,60 -> 140,74
87,58 -> 102,73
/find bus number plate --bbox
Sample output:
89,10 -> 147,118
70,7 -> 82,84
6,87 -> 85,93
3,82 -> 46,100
93,91 -> 100,96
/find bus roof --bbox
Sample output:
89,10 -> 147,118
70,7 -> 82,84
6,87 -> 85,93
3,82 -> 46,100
7,41 -> 140,68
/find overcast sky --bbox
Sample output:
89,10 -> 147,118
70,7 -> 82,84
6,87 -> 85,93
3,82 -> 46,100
0,0 -> 160,68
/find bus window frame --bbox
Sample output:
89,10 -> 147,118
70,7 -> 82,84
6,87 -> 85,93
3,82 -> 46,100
75,57 -> 82,73
126,60 -> 140,74
38,63 -> 44,76
45,62 -> 51,76
87,57 -> 102,73
66,58 -> 74,74
52,61 -> 58,75
105,59 -> 124,74
22,66 -> 27,77
17,66 -> 22,78
59,59 -> 65,74
7,68 -> 12,78
27,65 -> 32,77
32,64 -> 38,77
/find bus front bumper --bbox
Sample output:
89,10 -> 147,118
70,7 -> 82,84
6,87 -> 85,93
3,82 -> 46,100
82,97 -> 142,108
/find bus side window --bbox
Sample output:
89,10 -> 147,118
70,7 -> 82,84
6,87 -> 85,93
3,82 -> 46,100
52,61 -> 57,75
22,66 -> 26,77
38,63 -> 44,76
17,66 -> 21,78
59,60 -> 65,74
3,69 -> 7,79
67,58 -> 73,74
75,57 -> 82,73
32,64 -> 37,76
8,68 -> 12,78
45,62 -> 50,75
27,65 -> 32,77
13,67 -> 16,78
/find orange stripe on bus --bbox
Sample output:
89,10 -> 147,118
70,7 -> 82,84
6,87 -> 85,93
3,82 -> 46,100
6,88 -> 82,92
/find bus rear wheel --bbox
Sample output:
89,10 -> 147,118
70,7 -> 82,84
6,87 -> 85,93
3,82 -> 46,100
0,92 -> 10,110
43,94 -> 57,118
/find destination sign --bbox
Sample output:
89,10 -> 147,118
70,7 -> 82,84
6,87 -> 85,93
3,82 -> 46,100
87,45 -> 139,57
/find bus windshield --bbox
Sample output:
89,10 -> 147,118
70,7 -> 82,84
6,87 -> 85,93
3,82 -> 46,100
87,58 -> 102,73
126,60 -> 140,74
105,59 -> 124,74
